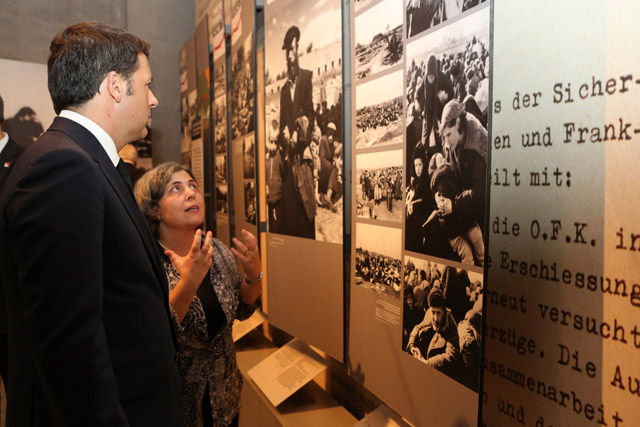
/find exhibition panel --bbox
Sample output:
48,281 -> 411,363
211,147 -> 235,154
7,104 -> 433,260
262,0 -> 345,362
348,1 -> 489,425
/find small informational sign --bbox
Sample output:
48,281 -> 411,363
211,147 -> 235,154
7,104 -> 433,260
248,338 -> 330,407
232,310 -> 267,342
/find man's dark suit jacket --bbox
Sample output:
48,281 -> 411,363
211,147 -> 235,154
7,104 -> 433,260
0,117 -> 183,426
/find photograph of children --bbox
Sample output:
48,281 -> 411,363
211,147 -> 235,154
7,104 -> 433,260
216,184 -> 229,214
214,95 -> 227,155
354,0 -> 403,80
402,256 -> 483,391
264,0 -> 343,243
404,7 -> 489,266
354,223 -> 402,301
244,181 -> 257,225
231,31 -> 255,140
355,69 -> 403,149
356,150 -> 404,223
406,0 -> 487,39
214,62 -> 226,99
243,135 -> 255,179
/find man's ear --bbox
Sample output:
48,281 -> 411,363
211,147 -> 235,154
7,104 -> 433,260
104,71 -> 124,103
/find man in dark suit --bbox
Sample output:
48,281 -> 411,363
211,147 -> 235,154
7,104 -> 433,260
0,94 -> 24,393
278,26 -> 316,239
0,22 -> 182,426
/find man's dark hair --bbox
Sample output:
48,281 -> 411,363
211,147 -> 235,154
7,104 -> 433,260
48,22 -> 150,114
0,95 -> 4,125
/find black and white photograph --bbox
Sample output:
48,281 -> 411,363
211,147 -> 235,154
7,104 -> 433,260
209,0 -> 226,61
231,0 -> 242,46
404,7 -> 489,266
214,62 -> 226,99
231,31 -> 255,140
216,183 -> 229,214
265,0 -> 343,243
355,69 -> 403,149
354,0 -> 377,13
355,223 -> 402,300
214,95 -> 227,155
356,150 -> 404,223
406,0 -> 487,39
402,256 -> 482,391
354,0 -> 403,80
244,181 -> 257,225
215,155 -> 227,185
243,135 -> 255,179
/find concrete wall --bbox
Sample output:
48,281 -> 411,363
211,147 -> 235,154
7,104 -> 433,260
0,0 -> 194,164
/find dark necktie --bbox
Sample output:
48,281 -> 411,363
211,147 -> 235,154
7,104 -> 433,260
116,159 -> 133,189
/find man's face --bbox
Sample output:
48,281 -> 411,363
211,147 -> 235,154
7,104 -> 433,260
120,53 -> 158,146
286,38 -> 299,79
431,306 -> 445,331
442,123 -> 462,151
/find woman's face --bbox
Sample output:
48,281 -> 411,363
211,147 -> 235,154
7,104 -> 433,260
414,158 -> 424,177
157,170 -> 204,231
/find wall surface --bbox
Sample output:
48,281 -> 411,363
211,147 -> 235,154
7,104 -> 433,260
0,0 -> 194,164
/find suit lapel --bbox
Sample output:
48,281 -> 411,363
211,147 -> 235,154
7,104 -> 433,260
49,118 -> 169,299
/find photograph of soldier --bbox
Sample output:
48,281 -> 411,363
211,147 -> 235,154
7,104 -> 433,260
354,223 -> 402,301
354,0 -> 403,80
232,31 -> 255,140
406,0 -> 487,38
402,256 -> 482,390
243,135 -> 255,179
355,70 -> 404,149
265,0 -> 343,243
244,181 -> 257,225
356,150 -> 404,223
404,7 -> 488,266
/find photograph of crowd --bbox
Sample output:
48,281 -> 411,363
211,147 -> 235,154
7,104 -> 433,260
264,0 -> 343,243
356,150 -> 403,223
406,0 -> 487,38
402,256 -> 482,390
355,70 -> 403,149
354,223 -> 402,301
243,135 -> 255,179
232,31 -> 255,140
244,181 -> 257,225
354,0 -> 403,80
404,7 -> 489,267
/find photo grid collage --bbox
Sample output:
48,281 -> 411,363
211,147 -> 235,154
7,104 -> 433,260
352,0 -> 489,391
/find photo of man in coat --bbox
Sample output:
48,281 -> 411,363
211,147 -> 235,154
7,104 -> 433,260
277,25 -> 316,239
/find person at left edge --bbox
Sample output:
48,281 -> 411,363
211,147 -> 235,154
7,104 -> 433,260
0,94 -> 25,393
0,22 -> 183,426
